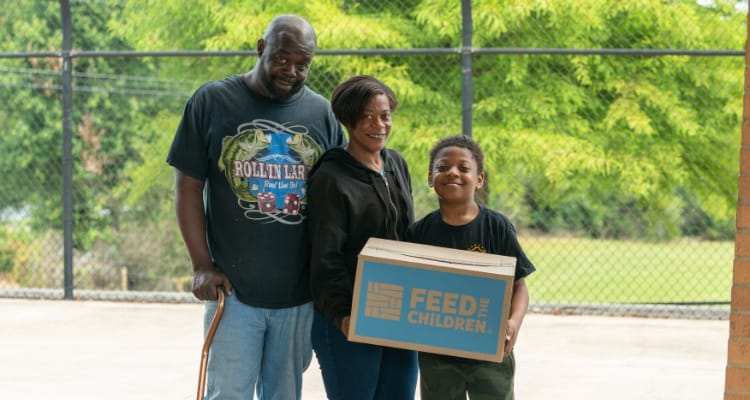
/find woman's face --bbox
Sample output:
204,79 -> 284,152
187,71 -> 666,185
346,93 -> 393,155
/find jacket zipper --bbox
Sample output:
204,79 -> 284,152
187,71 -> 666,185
381,173 -> 400,240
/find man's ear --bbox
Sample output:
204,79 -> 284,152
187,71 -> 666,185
256,39 -> 265,57
427,172 -> 433,187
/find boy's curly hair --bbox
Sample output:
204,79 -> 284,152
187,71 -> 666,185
428,135 -> 484,174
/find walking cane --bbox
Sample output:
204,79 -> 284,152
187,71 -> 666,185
196,288 -> 226,400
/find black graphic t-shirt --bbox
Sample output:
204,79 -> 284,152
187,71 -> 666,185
167,75 -> 346,308
406,206 -> 535,281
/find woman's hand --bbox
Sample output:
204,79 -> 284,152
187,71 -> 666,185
339,316 -> 351,337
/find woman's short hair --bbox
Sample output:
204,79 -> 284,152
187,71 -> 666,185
330,75 -> 397,128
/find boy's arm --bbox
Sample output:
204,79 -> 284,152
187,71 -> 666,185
504,277 -> 529,357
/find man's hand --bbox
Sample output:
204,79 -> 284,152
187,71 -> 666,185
192,267 -> 232,300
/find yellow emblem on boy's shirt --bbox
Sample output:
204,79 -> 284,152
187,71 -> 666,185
467,244 -> 486,253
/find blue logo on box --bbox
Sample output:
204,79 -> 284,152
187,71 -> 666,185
354,260 -> 507,355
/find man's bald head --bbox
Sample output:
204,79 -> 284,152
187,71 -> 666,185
264,14 -> 317,49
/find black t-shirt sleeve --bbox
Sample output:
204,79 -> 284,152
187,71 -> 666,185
495,213 -> 536,280
167,89 -> 209,180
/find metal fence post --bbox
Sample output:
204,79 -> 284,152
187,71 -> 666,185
461,0 -> 473,138
60,0 -> 74,299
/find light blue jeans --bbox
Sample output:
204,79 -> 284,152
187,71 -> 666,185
203,294 -> 313,400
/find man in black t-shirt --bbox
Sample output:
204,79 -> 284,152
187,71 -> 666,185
167,14 -> 345,400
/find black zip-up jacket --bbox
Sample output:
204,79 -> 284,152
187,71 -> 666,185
307,147 -> 414,327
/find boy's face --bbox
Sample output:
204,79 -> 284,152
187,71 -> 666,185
429,146 -> 485,205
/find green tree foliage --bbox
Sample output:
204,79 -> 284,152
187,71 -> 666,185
114,0 -> 741,240
408,0 -> 742,239
2,0 -> 741,279
0,1 -> 182,250
0,2 -> 64,226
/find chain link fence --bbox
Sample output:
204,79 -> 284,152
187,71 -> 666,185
0,0 -> 742,318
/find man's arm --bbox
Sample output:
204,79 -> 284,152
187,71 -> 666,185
174,169 -> 231,300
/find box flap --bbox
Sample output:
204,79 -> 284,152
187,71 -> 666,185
361,237 -> 516,276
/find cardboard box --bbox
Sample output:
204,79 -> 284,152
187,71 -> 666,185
348,237 -> 516,362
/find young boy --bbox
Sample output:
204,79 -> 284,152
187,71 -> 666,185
406,135 -> 536,400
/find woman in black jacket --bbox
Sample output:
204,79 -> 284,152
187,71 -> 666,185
307,75 -> 417,400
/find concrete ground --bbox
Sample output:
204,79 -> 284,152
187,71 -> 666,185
1,298 -> 728,400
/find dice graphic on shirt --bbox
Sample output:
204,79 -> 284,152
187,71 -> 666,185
282,193 -> 301,215
257,192 -> 277,214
